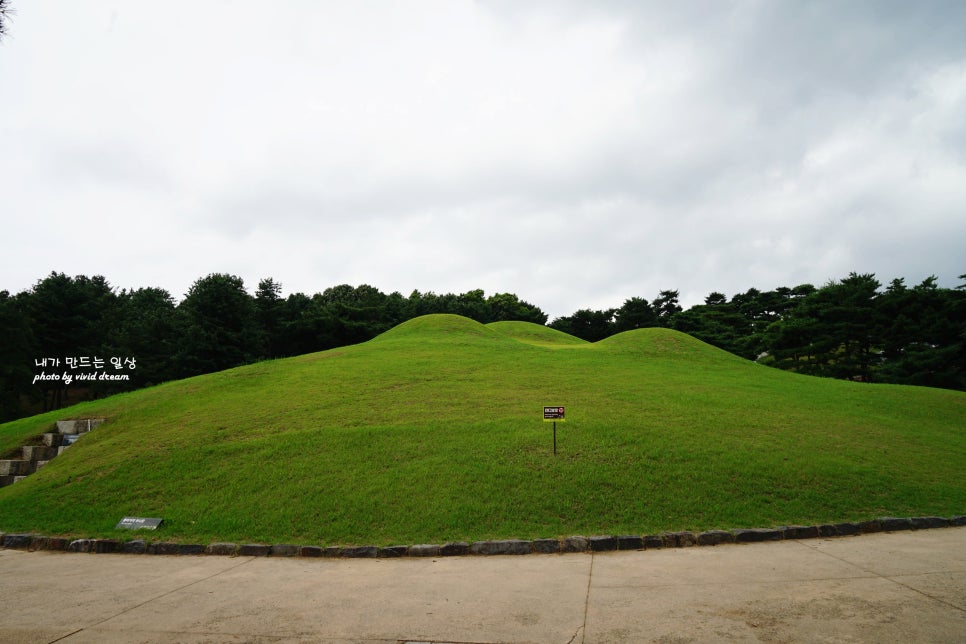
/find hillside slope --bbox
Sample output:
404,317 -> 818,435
1,314 -> 963,545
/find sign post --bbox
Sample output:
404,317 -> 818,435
543,406 -> 566,455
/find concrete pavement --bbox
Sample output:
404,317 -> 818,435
0,527 -> 963,643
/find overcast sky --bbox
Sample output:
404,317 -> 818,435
2,1 -> 964,319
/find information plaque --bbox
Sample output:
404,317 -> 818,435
543,406 -> 565,421
116,517 -> 164,530
543,406 -> 565,455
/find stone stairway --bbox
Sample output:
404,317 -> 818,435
0,418 -> 104,488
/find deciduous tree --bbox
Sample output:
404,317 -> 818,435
550,309 -> 615,342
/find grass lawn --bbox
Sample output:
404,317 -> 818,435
0,314 -> 963,545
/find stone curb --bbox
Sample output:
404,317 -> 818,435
2,515 -> 964,558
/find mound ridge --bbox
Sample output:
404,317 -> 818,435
596,327 -> 750,363
486,320 -> 589,347
373,315 -> 727,357
371,313 -> 510,344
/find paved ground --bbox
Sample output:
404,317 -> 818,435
0,528 -> 963,643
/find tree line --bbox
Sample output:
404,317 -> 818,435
0,272 -> 547,421
1,271 -> 964,422
551,273 -> 965,391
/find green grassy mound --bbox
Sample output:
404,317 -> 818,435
485,320 -> 590,347
1,314 -> 963,545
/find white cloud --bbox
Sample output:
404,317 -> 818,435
2,1 -> 964,318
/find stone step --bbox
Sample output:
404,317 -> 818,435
56,419 -> 104,435
22,445 -> 58,462
57,434 -> 83,453
0,460 -> 37,476
42,433 -> 63,448
0,418 -> 106,486
56,420 -> 80,435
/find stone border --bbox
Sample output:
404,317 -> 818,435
2,516 -> 963,558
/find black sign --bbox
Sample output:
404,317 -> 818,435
116,517 -> 164,530
543,406 -> 565,421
